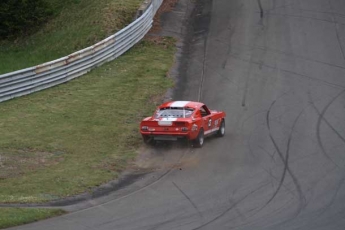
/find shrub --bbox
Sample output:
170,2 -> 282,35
0,0 -> 53,39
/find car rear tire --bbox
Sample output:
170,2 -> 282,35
216,119 -> 225,137
193,128 -> 204,148
142,135 -> 156,146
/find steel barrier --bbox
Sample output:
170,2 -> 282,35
0,0 -> 163,103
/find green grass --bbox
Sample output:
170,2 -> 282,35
0,0 -> 143,74
0,2 -> 177,230
0,208 -> 66,229
0,37 -> 176,203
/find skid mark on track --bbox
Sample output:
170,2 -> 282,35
258,145 -> 277,162
328,0 -> 345,62
230,42 -> 345,71
265,99 -> 307,216
241,96 -> 310,132
198,34 -> 208,102
309,89 -> 345,168
257,0 -> 263,18
228,53 -> 345,90
308,89 -> 345,217
245,97 -> 341,217
221,3 -> 243,69
317,174 -> 345,217
266,12 -> 335,24
261,166 -> 297,198
241,29 -> 267,107
224,197 -> 296,230
172,181 -> 204,219
195,0 -> 212,102
191,182 -> 270,230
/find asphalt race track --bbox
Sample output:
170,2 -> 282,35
10,0 -> 345,229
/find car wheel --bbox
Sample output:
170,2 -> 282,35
193,128 -> 204,148
216,119 -> 225,137
142,135 -> 156,146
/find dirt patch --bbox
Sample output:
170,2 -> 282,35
0,149 -> 64,179
131,140 -> 201,174
149,0 -> 179,34
145,0 -> 180,46
149,93 -> 166,106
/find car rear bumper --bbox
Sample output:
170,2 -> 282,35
141,132 -> 192,141
152,135 -> 186,141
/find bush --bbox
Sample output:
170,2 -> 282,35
0,0 -> 53,39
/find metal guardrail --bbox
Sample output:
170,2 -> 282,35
0,0 -> 163,103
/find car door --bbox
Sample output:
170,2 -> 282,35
199,106 -> 212,135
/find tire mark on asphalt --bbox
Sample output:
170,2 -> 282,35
180,0 -> 192,35
240,96 -> 309,131
172,181 -> 204,219
262,166 -> 297,197
308,89 -> 345,217
247,124 -> 274,161
328,0 -> 345,62
241,32 -> 267,107
198,33 -> 208,102
315,93 -> 345,144
265,3 -> 295,13
257,0 -> 263,18
227,42 -> 345,71
255,112 -> 343,215
266,12 -> 335,24
264,94 -> 307,219
247,135 -> 298,201
221,24 -> 236,69
197,0 -> 212,102
302,165 -> 338,212
309,89 -> 345,168
265,100 -> 291,204
221,3 -> 243,69
317,174 -> 345,217
228,197 -> 247,223
228,52 -> 345,89
241,2 -> 268,107
191,182 -> 270,230
258,145 -> 277,162
285,7 -> 345,18
225,197 -> 296,230
241,110 -> 267,130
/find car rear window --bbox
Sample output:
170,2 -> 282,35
155,107 -> 194,118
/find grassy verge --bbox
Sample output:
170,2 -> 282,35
0,1 -> 177,230
0,0 -> 143,74
0,208 -> 66,229
0,37 -> 175,203
0,35 -> 177,230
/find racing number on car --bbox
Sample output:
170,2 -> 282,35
208,119 -> 212,128
214,119 -> 219,127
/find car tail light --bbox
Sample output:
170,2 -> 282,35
181,127 -> 188,132
141,126 -> 148,130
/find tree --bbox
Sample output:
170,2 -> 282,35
0,0 -> 52,39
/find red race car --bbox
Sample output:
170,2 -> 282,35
140,101 -> 226,147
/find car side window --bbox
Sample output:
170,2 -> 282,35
200,107 -> 208,117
